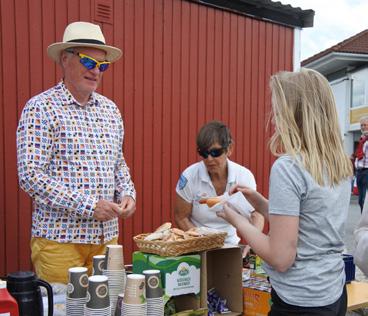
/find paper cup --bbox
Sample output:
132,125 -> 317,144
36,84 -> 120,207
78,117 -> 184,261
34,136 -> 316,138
142,270 -> 163,298
114,293 -> 124,316
123,274 -> 146,305
86,275 -> 110,309
105,245 -> 124,270
67,267 -> 89,298
93,255 -> 105,275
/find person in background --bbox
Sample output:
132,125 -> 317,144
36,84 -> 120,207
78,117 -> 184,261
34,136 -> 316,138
217,69 -> 352,315
354,194 -> 368,278
354,116 -> 368,212
174,120 -> 264,255
16,22 -> 136,284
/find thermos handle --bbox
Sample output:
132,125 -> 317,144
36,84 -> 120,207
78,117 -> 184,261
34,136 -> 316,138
36,278 -> 54,316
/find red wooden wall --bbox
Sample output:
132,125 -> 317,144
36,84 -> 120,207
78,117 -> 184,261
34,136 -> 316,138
0,0 -> 294,275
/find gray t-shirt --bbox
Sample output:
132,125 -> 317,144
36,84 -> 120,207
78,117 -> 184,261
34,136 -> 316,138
263,155 -> 351,307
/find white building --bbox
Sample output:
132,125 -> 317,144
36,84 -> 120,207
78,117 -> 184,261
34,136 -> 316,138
302,29 -> 368,155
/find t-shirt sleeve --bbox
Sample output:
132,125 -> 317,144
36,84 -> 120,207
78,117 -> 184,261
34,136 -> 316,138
269,157 -> 307,216
176,170 -> 193,203
238,169 -> 257,191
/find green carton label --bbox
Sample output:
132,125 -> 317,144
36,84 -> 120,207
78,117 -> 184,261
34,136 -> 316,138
133,252 -> 201,296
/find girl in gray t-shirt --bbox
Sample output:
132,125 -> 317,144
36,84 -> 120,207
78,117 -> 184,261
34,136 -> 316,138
217,68 -> 353,316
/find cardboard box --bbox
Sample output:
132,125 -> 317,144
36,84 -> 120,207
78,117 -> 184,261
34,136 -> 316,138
132,246 -> 243,315
201,246 -> 243,316
243,287 -> 271,316
132,251 -> 201,297
170,294 -> 205,314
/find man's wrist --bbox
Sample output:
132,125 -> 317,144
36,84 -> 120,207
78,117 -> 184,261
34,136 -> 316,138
121,194 -> 136,202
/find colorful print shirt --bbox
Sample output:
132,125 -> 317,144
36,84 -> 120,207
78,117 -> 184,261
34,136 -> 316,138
17,81 -> 136,244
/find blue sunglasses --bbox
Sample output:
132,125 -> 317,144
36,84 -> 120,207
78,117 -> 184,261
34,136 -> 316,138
67,50 -> 110,72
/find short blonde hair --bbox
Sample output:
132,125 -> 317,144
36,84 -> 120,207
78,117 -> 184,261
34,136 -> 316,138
269,68 -> 352,186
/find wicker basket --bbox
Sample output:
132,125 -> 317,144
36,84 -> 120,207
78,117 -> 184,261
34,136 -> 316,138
133,232 -> 227,256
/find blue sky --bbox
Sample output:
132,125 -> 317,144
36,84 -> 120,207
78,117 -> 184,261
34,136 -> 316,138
280,0 -> 368,61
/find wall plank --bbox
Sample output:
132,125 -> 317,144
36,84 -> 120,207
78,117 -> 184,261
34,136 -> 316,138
119,0 -> 135,257
142,0 -> 154,233
0,0 -> 6,276
2,0 -> 19,272
15,0 -> 32,271
151,0 -> 164,231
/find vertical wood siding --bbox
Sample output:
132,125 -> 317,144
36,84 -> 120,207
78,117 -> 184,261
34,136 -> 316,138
0,0 -> 294,275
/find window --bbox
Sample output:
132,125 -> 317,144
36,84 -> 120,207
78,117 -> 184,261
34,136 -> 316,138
352,79 -> 365,108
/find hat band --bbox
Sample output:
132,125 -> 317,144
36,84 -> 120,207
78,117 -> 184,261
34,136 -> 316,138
67,39 -> 106,45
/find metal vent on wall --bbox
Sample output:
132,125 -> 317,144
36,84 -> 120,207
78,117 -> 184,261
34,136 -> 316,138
94,0 -> 113,25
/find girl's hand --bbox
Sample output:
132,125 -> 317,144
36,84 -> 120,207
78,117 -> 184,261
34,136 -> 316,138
230,184 -> 257,203
216,203 -> 250,228
230,184 -> 269,218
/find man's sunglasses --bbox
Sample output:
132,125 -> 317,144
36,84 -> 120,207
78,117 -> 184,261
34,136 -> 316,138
67,50 -> 111,72
197,147 -> 226,159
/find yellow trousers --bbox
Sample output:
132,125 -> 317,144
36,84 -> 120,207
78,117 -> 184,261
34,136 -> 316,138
30,237 -> 118,284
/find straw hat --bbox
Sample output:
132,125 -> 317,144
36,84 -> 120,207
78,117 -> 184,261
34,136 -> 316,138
47,21 -> 122,63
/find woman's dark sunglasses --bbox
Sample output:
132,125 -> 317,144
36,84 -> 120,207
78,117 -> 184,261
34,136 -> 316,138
66,49 -> 110,72
198,147 -> 226,159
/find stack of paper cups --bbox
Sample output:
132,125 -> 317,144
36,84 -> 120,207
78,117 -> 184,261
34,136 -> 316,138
93,255 -> 106,276
143,269 -> 164,316
85,275 -> 111,316
66,267 -> 89,315
103,245 -> 126,314
121,274 -> 147,315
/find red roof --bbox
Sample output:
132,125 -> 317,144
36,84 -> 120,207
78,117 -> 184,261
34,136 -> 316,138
302,29 -> 368,66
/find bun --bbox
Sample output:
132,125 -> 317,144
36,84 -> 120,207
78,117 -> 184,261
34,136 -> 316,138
186,228 -> 201,237
199,197 -> 221,208
171,228 -> 185,236
154,222 -> 172,233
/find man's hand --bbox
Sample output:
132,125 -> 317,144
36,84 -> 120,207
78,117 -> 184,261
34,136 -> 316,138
119,196 -> 136,219
93,200 -> 121,221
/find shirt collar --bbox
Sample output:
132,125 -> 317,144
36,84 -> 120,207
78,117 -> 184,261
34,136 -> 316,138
56,80 -> 98,107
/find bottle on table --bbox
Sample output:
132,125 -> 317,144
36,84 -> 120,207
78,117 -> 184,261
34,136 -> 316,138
0,280 -> 19,316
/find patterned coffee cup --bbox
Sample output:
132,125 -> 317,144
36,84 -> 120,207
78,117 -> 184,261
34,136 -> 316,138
93,255 -> 105,275
86,275 -> 110,309
143,270 -> 163,298
67,267 -> 89,298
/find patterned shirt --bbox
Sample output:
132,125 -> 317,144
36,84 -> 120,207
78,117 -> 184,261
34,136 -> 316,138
17,81 -> 136,244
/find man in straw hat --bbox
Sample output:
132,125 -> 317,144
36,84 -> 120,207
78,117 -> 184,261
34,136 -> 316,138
16,21 -> 136,283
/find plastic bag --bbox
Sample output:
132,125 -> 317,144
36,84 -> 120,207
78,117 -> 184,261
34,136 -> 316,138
354,195 -> 368,276
352,176 -> 359,196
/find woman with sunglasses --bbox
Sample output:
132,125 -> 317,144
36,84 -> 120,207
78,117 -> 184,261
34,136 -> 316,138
217,69 -> 353,316
175,120 -> 264,250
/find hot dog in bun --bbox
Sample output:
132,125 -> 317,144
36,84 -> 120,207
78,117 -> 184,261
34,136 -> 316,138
199,197 -> 221,207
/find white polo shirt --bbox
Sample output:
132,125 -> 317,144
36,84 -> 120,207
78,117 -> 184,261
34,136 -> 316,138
176,159 -> 256,245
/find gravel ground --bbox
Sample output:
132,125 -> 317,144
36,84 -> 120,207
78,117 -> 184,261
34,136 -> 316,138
345,196 -> 368,316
